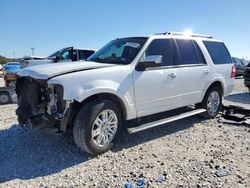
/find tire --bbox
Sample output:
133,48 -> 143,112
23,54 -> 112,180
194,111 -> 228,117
73,100 -> 122,155
0,91 -> 11,104
198,86 -> 222,119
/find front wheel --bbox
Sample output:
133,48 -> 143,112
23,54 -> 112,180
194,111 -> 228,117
199,86 -> 222,118
73,100 -> 122,155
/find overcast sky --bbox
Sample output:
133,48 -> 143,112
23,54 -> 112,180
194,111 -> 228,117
0,0 -> 249,59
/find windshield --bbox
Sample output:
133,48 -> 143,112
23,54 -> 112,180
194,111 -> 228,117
87,37 -> 147,64
47,47 -> 72,58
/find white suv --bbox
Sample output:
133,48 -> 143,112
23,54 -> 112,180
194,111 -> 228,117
16,32 -> 235,155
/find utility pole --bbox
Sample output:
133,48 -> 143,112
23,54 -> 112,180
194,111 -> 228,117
31,47 -> 35,56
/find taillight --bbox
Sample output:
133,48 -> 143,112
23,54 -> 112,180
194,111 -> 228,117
231,64 -> 236,78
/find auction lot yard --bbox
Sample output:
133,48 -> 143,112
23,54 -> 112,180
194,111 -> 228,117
0,77 -> 249,187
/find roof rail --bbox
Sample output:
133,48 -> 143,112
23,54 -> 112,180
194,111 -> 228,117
161,31 -> 213,39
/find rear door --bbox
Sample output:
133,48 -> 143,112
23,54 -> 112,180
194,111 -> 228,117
171,39 -> 210,104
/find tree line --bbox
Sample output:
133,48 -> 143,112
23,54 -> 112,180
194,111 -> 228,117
0,55 -> 19,65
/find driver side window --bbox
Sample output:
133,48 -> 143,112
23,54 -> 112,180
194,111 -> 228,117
145,39 -> 174,66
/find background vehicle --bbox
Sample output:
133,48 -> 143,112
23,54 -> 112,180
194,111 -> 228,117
3,62 -> 21,87
16,32 -> 235,155
20,47 -> 95,68
244,62 -> 250,91
232,57 -> 245,77
0,87 -> 16,104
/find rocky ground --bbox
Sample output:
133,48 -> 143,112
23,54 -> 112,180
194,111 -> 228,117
0,77 -> 249,188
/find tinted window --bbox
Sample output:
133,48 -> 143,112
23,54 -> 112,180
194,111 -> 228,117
145,39 -> 174,66
193,41 -> 206,64
175,39 -> 199,65
79,50 -> 95,60
203,41 -> 232,64
72,50 -> 77,61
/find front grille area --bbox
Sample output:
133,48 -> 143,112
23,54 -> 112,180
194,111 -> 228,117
16,77 -> 49,126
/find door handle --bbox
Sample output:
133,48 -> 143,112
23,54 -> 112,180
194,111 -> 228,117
170,72 -> 177,78
204,69 -> 210,74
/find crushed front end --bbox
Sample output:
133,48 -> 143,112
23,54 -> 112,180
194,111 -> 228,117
16,77 -> 72,131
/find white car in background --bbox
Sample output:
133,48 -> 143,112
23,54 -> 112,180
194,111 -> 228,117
16,32 -> 235,155
20,47 -> 95,68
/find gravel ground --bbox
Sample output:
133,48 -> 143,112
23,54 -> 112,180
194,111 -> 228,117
0,78 -> 249,188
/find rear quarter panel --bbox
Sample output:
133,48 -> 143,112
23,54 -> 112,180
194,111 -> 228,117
196,39 -> 235,97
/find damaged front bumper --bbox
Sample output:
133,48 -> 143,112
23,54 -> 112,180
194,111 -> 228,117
16,77 -> 72,131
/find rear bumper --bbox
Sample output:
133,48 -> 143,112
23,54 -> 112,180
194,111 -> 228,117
235,70 -> 245,76
224,78 -> 235,96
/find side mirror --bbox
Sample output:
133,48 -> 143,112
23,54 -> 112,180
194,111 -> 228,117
136,55 -> 162,71
52,55 -> 61,62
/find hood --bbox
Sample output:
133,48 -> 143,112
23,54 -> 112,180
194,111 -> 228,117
22,55 -> 46,60
17,61 -> 116,80
25,59 -> 52,67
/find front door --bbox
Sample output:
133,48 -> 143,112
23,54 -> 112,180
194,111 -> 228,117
133,39 -> 181,117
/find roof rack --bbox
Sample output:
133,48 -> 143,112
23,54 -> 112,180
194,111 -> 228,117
157,31 -> 213,39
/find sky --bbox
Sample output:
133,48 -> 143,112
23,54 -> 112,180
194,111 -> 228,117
0,0 -> 249,59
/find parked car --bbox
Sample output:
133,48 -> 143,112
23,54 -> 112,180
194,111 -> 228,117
3,62 -> 21,87
16,32 -> 235,155
244,62 -> 250,91
232,57 -> 245,77
20,47 -> 95,68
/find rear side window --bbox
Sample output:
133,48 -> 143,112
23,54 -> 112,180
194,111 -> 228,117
203,41 -> 232,64
79,50 -> 95,60
175,39 -> 200,65
145,39 -> 174,66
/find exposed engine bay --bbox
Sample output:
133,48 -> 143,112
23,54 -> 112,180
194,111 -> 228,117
15,77 -> 72,131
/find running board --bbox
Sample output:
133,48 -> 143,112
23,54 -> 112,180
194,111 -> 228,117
127,108 -> 206,134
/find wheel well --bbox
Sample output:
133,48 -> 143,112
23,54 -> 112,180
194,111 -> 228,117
207,81 -> 224,95
0,91 -> 10,97
75,93 -> 127,120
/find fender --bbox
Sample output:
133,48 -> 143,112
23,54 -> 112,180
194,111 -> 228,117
201,76 -> 226,99
48,70 -> 137,120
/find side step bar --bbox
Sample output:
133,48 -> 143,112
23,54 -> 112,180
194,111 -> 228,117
127,108 -> 206,134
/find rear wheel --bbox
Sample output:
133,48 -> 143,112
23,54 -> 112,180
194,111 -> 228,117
199,86 -> 222,118
0,91 -> 11,104
73,100 -> 122,155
